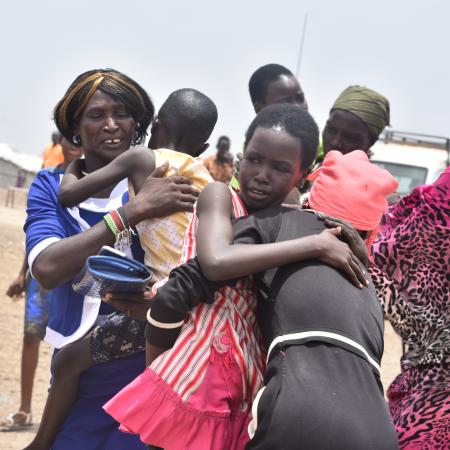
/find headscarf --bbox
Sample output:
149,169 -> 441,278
331,85 -> 390,144
308,150 -> 398,248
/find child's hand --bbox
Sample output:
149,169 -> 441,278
321,215 -> 369,268
315,228 -> 368,289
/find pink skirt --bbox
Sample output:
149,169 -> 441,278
104,346 -> 251,450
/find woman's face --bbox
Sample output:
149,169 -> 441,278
239,127 -> 306,211
75,90 -> 136,164
322,109 -> 372,156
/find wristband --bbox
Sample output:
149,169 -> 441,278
104,213 -> 120,236
117,206 -> 130,229
103,209 -> 136,251
110,209 -> 126,232
146,307 -> 185,329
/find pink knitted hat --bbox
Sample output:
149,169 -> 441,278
308,150 -> 398,231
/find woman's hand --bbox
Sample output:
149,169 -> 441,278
319,215 -> 369,268
314,228 -> 369,288
124,162 -> 200,226
103,290 -> 152,321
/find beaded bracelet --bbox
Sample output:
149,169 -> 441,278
103,208 -> 135,251
117,206 -> 130,228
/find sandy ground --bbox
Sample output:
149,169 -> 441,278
0,199 -> 403,449
0,204 -> 53,449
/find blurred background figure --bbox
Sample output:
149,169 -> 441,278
1,138 -> 83,432
15,169 -> 27,188
42,131 -> 63,168
203,135 -> 233,183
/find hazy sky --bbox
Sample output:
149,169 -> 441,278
1,0 -> 449,158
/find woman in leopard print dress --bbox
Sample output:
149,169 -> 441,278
371,167 -> 450,449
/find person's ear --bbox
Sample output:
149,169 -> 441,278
253,101 -> 263,113
193,143 -> 209,157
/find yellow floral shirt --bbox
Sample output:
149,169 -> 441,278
136,148 -> 213,282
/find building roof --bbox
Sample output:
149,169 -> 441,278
0,143 -> 42,173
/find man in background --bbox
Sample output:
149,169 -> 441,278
231,64 -> 309,189
249,63 -> 308,113
203,135 -> 233,183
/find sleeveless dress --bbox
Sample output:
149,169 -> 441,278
105,189 -> 266,450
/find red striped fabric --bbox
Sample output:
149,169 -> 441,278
151,189 -> 265,411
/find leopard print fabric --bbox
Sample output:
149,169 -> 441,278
387,363 -> 450,449
371,181 -> 450,370
370,170 -> 450,449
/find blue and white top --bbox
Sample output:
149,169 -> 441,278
25,168 -> 144,348
24,167 -> 146,450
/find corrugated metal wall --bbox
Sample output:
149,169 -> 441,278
0,159 -> 36,188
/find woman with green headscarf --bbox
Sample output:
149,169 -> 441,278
322,85 -> 390,157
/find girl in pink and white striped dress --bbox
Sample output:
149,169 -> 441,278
107,189 -> 265,449
105,105 -> 367,450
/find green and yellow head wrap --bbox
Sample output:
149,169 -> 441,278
331,85 -> 390,144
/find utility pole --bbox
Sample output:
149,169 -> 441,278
296,13 -> 308,78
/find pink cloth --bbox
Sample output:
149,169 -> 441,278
308,150 -> 398,231
104,331 -> 250,449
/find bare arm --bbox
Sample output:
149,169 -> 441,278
196,183 -> 367,287
6,253 -> 28,299
59,147 -> 155,207
59,159 -> 84,205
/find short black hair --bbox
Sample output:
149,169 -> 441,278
249,64 -> 294,106
244,104 -> 319,170
159,88 -> 218,148
54,68 -> 154,145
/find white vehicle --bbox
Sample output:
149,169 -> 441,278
371,130 -> 449,196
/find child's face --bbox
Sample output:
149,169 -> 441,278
239,127 -> 305,211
